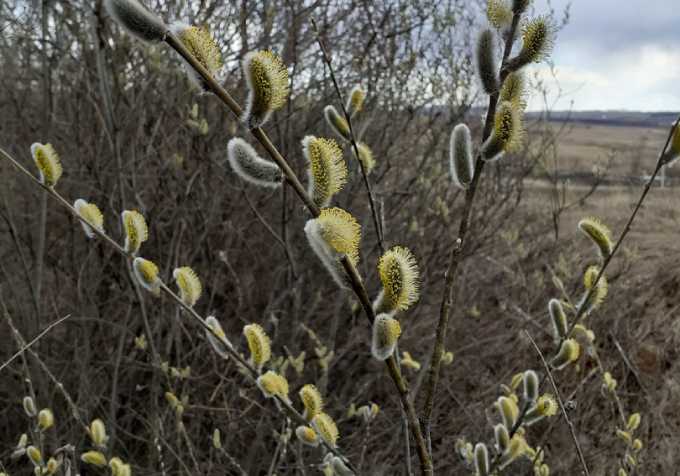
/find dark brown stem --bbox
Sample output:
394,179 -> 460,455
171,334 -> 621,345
420,13 -> 522,448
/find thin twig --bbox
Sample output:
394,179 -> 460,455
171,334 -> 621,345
420,11 -> 523,449
0,313 -> 71,374
524,330 -> 590,476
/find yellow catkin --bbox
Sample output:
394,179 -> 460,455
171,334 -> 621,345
578,217 -> 613,258
74,199 -> 104,238
299,384 -> 324,420
90,419 -> 108,447
315,207 -> 362,264
243,50 -> 289,127
295,425 -> 319,446
311,412 -> 339,447
81,451 -> 107,467
354,142 -> 376,172
38,408 -> 54,430
122,210 -> 149,254
257,371 -> 290,401
551,338 -> 580,370
133,257 -> 160,296
31,143 -> 62,187
175,24 -> 223,75
487,0 -> 513,29
173,266 -> 202,307
371,314 -> 402,360
303,136 -> 347,208
243,323 -> 271,370
378,246 -> 420,312
346,86 -> 366,116
324,105 -> 351,141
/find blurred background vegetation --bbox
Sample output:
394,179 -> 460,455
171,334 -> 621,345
1,0 -> 679,474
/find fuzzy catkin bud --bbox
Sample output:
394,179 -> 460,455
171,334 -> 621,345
27,446 -> 43,467
523,370 -> 539,403
354,142 -> 376,173
578,217 -> 613,259
299,384 -> 324,420
303,136 -> 348,208
242,51 -> 289,128
46,457 -> 60,474
371,313 -> 401,361
507,16 -> 555,72
474,443 -> 490,476
494,423 -> 510,453
104,0 -> 166,42
89,419 -> 108,447
449,124 -> 474,189
377,246 -> 420,312
476,28 -> 499,94
74,199 -> 104,239
243,323 -> 271,371
497,396 -> 518,430
31,143 -> 62,188
304,207 -> 361,288
212,428 -> 222,449
482,101 -> 523,161
133,257 -> 161,296
324,105 -> 351,142
38,408 -> 54,430
122,210 -> 149,255
525,394 -> 558,425
346,86 -> 365,117
627,413 -> 641,432
81,451 -> 107,467
23,396 -> 37,417
551,339 -> 580,370
227,138 -> 282,188
173,266 -> 202,307
311,412 -> 339,448
548,298 -> 568,342
205,315 -> 232,360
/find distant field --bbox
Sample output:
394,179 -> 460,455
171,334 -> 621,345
543,121 -> 671,178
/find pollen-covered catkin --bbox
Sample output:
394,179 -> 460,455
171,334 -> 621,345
243,323 -> 271,371
354,141 -> 376,173
295,426 -> 320,447
500,72 -> 527,110
122,210 -> 149,255
303,136 -> 347,208
551,338 -> 580,370
132,257 -> 161,296
324,105 -> 351,142
304,207 -> 361,288
74,199 -> 104,239
31,143 -> 62,187
173,266 -> 202,307
371,313 -> 402,360
377,246 -> 420,312
171,23 -> 223,89
256,371 -> 290,401
242,50 -> 289,127
487,0 -> 513,30
449,124 -> 474,189
482,100 -> 523,160
476,28 -> 499,94
227,138 -> 282,188
311,412 -> 339,447
299,384 -> 324,420
506,16 -> 555,71
104,0 -> 166,43
578,217 -> 613,259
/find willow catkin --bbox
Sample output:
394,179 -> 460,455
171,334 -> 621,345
475,28 -> 499,94
104,0 -> 166,43
449,124 -> 474,189
242,50 -> 289,127
227,137 -> 282,188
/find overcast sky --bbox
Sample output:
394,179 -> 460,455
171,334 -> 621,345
525,0 -> 680,112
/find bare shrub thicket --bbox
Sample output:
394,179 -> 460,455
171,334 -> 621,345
1,0 -> 679,475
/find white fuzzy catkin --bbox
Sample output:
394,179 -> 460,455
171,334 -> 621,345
227,138 -> 282,188
449,124 -> 474,189
104,0 -> 166,43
